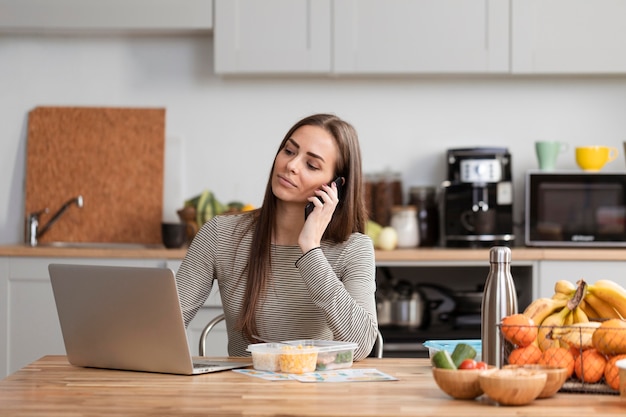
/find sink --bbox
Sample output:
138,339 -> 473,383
35,242 -> 163,249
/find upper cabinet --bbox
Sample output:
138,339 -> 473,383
215,0 -> 626,76
333,0 -> 509,74
214,0 -> 509,74
512,0 -> 626,74
215,0 -> 509,75
214,0 -> 331,74
0,0 -> 213,33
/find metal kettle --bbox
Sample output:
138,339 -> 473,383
390,280 -> 423,328
389,280 -> 441,329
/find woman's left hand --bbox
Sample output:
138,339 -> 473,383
298,181 -> 339,252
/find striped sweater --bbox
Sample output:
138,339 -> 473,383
175,212 -> 378,360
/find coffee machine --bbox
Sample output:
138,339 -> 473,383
441,147 -> 515,248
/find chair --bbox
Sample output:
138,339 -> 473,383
199,313 -> 384,359
199,313 -> 226,356
373,330 -> 384,358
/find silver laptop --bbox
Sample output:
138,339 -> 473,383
48,263 -> 251,375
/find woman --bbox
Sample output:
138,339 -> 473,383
175,113 -> 377,360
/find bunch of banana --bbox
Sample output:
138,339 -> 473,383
587,279 -> 626,319
544,277 -> 626,353
553,278 -> 626,321
551,321 -> 601,350
523,279 -> 588,351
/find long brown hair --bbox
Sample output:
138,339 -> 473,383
238,114 -> 366,342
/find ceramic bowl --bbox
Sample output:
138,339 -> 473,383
504,364 -> 568,398
432,367 -> 487,400
479,368 -> 547,406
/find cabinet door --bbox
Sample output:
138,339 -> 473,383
0,0 -> 213,32
512,0 -> 626,74
2,257 -> 166,377
537,261 -> 626,299
333,0 -> 510,74
214,0 -> 331,74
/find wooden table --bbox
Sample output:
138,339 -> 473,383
1,356 -> 624,416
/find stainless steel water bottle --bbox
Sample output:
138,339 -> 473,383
481,246 -> 518,367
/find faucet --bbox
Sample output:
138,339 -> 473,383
25,195 -> 84,246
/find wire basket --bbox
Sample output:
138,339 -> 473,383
498,323 -> 625,395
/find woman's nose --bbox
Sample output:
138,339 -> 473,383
286,158 -> 300,173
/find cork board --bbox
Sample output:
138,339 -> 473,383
25,106 -> 165,244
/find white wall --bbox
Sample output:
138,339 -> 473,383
2,33 -> 626,244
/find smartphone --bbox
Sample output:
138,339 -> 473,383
304,177 -> 345,220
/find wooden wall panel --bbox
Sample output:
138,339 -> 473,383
25,106 -> 165,245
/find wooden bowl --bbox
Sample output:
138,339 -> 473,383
479,368 -> 547,406
504,364 -> 568,398
431,367 -> 486,400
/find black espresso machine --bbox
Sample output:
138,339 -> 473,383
440,147 -> 515,248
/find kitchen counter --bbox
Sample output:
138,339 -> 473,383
0,356 -> 624,416
2,244 -> 626,262
0,244 -> 187,259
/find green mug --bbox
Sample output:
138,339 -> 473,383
535,141 -> 568,171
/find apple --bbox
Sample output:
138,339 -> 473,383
376,227 -> 398,250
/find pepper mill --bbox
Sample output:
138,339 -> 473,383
481,246 -> 518,367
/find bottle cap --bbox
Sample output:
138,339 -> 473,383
489,246 -> 511,263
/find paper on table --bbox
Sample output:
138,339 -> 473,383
234,369 -> 291,381
234,368 -> 397,383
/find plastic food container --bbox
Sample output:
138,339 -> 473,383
422,339 -> 482,362
278,345 -> 319,374
283,339 -> 359,371
246,343 -> 283,372
246,343 -> 320,373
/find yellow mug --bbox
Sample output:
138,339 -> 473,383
575,146 -> 619,171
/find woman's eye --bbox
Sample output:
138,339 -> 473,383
307,162 -> 320,171
283,147 -> 295,156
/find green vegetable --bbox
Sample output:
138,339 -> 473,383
431,350 -> 456,369
450,343 -> 477,368
186,190 -> 228,228
335,351 -> 353,363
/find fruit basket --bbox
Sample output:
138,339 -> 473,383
497,277 -> 626,395
498,322 -> 626,395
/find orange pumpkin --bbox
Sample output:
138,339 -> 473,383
574,349 -> 606,383
538,347 -> 575,378
604,354 -> 626,391
592,319 -> 626,356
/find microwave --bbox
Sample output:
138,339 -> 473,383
525,171 -> 626,247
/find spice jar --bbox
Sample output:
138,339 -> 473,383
408,186 -> 440,247
390,205 -> 419,248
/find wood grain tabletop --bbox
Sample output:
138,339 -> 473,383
0,356 -> 624,416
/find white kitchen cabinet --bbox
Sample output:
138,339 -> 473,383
537,261 -> 626,299
214,0 -> 508,75
333,0 -> 510,74
512,0 -> 626,74
214,0 -> 332,74
0,0 -> 213,33
0,257 -> 167,378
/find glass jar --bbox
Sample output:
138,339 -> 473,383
408,186 -> 440,247
390,205 -> 419,248
372,172 -> 403,227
